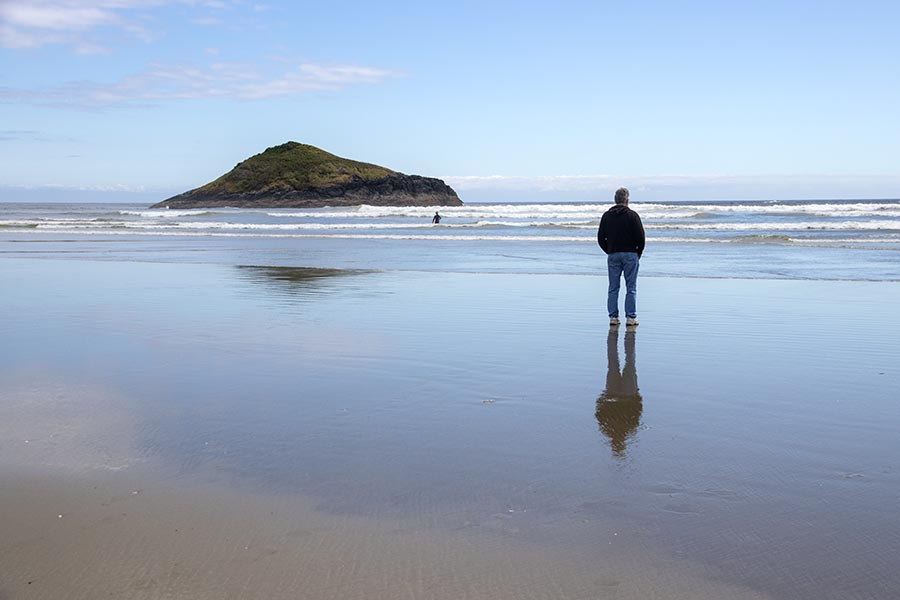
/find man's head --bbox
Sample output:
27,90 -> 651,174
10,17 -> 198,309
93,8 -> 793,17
614,188 -> 630,205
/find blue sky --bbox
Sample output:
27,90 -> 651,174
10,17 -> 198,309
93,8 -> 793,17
2,0 -> 899,202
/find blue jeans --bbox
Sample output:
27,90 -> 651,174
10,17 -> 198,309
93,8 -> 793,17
607,252 -> 639,319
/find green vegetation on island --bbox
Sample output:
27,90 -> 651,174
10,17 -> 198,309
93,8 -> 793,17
198,142 -> 395,194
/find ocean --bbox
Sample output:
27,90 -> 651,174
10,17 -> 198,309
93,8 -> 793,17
2,199 -> 900,280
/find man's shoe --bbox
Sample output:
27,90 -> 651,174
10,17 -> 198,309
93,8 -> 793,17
609,317 -> 620,326
626,317 -> 639,327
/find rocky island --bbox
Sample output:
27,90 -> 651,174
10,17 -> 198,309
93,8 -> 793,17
151,142 -> 462,209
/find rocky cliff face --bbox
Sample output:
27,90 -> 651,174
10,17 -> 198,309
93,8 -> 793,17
154,173 -> 461,208
151,142 -> 462,208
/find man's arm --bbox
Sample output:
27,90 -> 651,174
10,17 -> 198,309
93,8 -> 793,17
597,215 -> 609,253
634,215 -> 645,258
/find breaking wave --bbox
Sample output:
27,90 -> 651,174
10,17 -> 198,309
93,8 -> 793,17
1,200 -> 898,253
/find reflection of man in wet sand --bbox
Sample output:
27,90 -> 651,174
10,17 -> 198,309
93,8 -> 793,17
596,328 -> 642,457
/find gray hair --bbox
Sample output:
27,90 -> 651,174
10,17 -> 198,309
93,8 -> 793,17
614,187 -> 630,204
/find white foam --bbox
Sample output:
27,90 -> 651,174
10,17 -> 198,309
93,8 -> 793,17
268,204 -> 698,220
18,220 -> 595,231
646,220 -> 900,231
4,201 -> 899,249
118,209 -> 216,218
13,218 -> 898,233
267,202 -> 900,220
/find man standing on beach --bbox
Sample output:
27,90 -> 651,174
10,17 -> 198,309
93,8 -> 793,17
598,187 -> 645,327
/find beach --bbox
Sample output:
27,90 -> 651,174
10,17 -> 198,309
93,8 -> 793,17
4,0 -> 899,593
2,239 -> 899,599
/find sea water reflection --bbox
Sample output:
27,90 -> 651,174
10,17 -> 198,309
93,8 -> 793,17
596,328 -> 643,457
233,265 -> 371,303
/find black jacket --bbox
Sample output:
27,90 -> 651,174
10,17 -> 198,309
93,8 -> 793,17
598,204 -> 645,257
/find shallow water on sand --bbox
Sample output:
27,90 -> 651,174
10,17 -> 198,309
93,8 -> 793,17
2,257 -> 899,599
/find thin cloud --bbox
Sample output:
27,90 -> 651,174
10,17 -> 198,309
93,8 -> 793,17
3,182 -> 150,192
0,60 -> 402,108
191,16 -> 222,26
0,129 -> 80,142
444,175 -> 626,193
442,174 -> 900,201
0,0 -> 237,49
0,129 -> 41,141
1,2 -> 120,31
445,174 -> 900,190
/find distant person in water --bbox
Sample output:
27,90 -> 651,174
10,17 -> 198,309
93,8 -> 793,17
432,212 -> 442,224
598,187 -> 645,327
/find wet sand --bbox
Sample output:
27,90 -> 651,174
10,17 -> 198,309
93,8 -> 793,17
2,465 -> 779,600
2,258 -> 899,599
